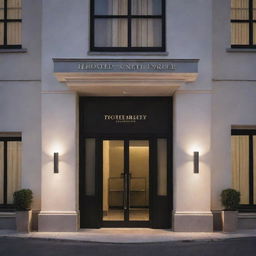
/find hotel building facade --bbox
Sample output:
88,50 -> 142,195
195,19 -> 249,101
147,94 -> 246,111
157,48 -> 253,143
0,0 -> 256,232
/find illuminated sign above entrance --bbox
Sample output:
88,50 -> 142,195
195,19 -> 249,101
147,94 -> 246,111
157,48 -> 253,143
80,97 -> 171,135
104,114 -> 147,123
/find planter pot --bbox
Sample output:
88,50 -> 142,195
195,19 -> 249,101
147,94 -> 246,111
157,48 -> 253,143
221,210 -> 238,233
16,210 -> 32,233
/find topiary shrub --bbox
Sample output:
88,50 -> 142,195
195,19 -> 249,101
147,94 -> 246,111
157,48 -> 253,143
13,189 -> 33,211
221,188 -> 240,211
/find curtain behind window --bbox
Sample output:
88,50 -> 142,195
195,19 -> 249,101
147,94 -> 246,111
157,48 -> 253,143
7,0 -> 21,45
0,0 -> 4,45
7,141 -> 21,204
254,0 -> 256,44
0,0 -> 21,46
94,0 -> 161,48
232,136 -> 249,204
0,142 -> 3,204
254,136 -> 256,204
231,0 -> 249,45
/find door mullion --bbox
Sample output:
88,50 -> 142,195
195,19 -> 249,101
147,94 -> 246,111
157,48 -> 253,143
124,140 -> 130,222
98,138 -> 103,226
149,138 -> 155,224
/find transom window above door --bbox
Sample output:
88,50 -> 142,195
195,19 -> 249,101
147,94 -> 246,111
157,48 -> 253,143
90,0 -> 166,52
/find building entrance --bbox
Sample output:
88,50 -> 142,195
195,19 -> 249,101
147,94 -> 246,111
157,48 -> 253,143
79,97 -> 172,229
102,139 -> 150,226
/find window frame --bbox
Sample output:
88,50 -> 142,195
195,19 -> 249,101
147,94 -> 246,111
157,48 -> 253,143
0,0 -> 22,49
231,129 -> 256,212
90,0 -> 166,52
231,0 -> 256,48
0,136 -> 22,211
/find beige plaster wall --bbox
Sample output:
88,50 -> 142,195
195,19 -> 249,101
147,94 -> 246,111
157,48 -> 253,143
211,82 -> 256,210
174,92 -> 212,212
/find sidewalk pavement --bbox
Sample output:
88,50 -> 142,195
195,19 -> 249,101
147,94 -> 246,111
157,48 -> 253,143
1,228 -> 256,244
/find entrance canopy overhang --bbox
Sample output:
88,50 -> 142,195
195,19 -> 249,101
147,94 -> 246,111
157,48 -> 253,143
53,59 -> 199,96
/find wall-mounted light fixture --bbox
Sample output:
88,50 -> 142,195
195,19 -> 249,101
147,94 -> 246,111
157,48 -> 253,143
194,151 -> 199,174
54,152 -> 59,173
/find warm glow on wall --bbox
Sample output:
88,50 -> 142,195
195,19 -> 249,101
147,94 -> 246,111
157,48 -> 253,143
43,141 -> 69,174
185,143 -> 209,157
46,142 -> 67,157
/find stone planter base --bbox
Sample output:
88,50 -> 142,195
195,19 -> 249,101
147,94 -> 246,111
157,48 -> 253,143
222,210 -> 238,233
16,210 -> 32,233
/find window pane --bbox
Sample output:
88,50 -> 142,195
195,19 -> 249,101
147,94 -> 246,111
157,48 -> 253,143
103,140 -> 124,221
94,18 -> 128,47
131,0 -> 162,15
0,22 -> 3,45
0,0 -> 4,19
157,139 -> 167,196
231,0 -> 249,20
129,140 -> 149,221
85,139 -> 95,196
254,136 -> 256,204
131,18 -> 162,47
254,23 -> 256,44
231,22 -> 249,45
7,22 -> 21,45
253,0 -> 256,19
7,0 -> 21,19
95,0 -> 127,15
7,141 -> 21,204
232,136 -> 249,204
0,142 -> 4,204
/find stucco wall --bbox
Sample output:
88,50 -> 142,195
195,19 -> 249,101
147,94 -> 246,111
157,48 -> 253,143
0,82 -> 41,210
211,82 -> 256,210
212,0 -> 256,80
211,0 -> 256,211
174,92 -> 212,212
0,0 -> 41,80
0,0 -> 42,211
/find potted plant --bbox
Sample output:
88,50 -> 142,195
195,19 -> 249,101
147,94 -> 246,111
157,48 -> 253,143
221,188 -> 240,233
13,189 -> 33,233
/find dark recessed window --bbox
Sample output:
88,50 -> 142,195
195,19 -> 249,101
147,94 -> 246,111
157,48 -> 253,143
231,129 -> 256,210
0,136 -> 21,210
90,0 -> 166,52
0,0 -> 22,49
231,0 -> 256,48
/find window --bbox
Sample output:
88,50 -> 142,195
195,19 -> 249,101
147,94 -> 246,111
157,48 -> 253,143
0,136 -> 21,209
231,129 -> 256,210
231,0 -> 256,48
0,0 -> 22,49
90,0 -> 165,52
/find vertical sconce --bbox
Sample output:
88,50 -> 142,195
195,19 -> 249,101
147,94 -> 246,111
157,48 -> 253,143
194,151 -> 199,174
54,152 -> 59,173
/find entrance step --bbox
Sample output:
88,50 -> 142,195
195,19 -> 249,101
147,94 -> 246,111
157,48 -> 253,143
0,213 -> 16,230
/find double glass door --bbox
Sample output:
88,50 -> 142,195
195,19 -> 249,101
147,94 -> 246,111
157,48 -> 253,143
102,140 -> 150,224
81,136 -> 170,229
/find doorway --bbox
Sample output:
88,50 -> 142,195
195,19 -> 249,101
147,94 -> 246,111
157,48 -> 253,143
102,140 -> 150,226
79,97 -> 172,229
